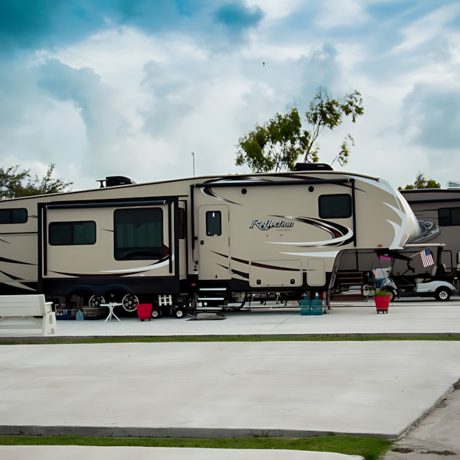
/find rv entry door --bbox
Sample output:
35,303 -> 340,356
198,205 -> 230,280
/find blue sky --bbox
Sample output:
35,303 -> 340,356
1,0 -> 459,190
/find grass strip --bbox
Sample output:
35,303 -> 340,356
1,333 -> 460,345
0,434 -> 391,460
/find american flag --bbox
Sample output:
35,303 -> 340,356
420,248 -> 434,268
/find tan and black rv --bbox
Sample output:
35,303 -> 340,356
0,167 -> 419,312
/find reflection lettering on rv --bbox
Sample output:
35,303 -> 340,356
249,219 -> 295,230
250,215 -> 354,247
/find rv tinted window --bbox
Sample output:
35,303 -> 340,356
439,207 -> 460,226
49,221 -> 96,245
114,208 -> 163,260
0,208 -> 28,224
206,211 -> 221,236
319,194 -> 352,219
178,208 -> 186,240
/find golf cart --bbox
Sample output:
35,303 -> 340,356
388,245 -> 458,301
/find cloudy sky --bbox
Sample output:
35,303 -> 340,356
1,0 -> 459,191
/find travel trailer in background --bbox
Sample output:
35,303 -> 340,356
400,188 -> 460,273
0,167 -> 419,313
333,188 -> 460,300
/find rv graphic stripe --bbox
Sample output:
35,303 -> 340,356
202,186 -> 242,206
0,256 -> 36,266
269,216 -> 354,247
230,268 -> 250,279
50,255 -> 171,277
212,251 -> 299,271
0,270 -> 26,281
410,219 -> 440,243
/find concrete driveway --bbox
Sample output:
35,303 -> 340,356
1,341 -> 459,439
0,446 -> 363,460
2,301 -> 458,338
1,301 -> 460,459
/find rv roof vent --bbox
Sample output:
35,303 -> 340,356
293,163 -> 333,171
105,176 -> 134,187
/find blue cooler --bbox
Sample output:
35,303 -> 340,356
310,298 -> 324,315
299,298 -> 311,315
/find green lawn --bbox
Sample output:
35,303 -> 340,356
0,333 -> 459,345
0,434 -> 391,460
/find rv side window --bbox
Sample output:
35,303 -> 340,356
318,194 -> 352,219
0,208 -> 28,224
206,211 -> 221,236
114,208 -> 163,260
178,208 -> 186,239
438,207 -> 460,226
49,221 -> 96,245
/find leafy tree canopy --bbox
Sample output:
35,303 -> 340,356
399,172 -> 441,190
235,88 -> 364,172
0,163 -> 72,198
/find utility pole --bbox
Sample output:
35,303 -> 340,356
191,152 -> 196,177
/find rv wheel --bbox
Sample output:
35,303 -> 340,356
175,308 -> 185,319
121,293 -> 139,312
435,287 -> 451,302
151,309 -> 160,319
88,294 -> 106,307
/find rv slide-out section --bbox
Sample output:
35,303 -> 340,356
38,197 -> 185,304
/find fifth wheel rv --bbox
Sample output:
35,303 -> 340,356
0,168 -> 419,312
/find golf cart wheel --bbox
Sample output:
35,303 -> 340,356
175,308 -> 185,319
435,287 -> 451,302
122,293 -> 139,312
151,309 -> 160,319
88,294 -> 105,308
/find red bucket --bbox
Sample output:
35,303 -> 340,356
136,303 -> 153,321
374,295 -> 390,312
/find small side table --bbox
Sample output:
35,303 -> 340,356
100,303 -> 123,322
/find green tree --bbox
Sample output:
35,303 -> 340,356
399,172 -> 441,190
0,163 -> 72,198
235,88 -> 364,172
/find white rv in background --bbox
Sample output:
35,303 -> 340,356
0,166 -> 419,312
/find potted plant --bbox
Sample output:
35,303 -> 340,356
373,289 -> 391,313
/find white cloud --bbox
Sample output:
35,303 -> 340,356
316,0 -> 369,28
1,1 -> 460,193
392,3 -> 460,54
244,0 -> 305,20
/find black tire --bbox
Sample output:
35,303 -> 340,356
175,308 -> 185,319
435,287 -> 451,302
151,309 -> 160,319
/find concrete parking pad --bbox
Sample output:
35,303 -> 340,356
0,446 -> 363,460
5,301 -> 457,337
1,341 -> 460,438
